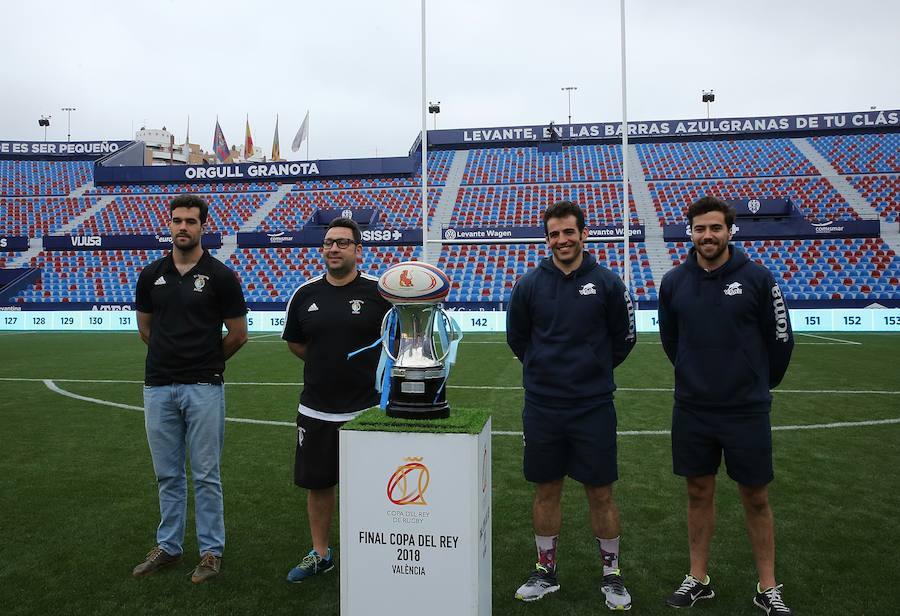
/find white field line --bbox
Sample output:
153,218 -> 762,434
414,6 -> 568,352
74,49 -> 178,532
796,332 -> 862,345
38,379 -> 900,437
459,339 -> 860,346
247,333 -> 283,341
43,380 -> 294,427
4,376 -> 898,395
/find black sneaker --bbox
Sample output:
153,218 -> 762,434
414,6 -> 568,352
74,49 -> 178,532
667,574 -> 715,608
514,563 -> 560,602
753,583 -> 793,615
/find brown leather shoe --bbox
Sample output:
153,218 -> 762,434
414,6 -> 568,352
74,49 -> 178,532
191,552 -> 221,584
133,546 -> 182,577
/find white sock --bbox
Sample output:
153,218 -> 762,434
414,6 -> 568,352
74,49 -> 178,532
535,534 -> 558,570
597,536 -> 620,576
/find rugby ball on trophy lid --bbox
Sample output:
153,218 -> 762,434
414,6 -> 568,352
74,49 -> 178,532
378,261 -> 451,303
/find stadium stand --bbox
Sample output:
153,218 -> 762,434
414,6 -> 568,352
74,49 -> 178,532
15,249 -> 166,303
437,242 -> 656,303
462,145 -> 623,184
0,160 -> 93,196
452,183 -> 638,227
848,174 -> 900,222
296,151 -> 454,189
3,117 -> 897,308
665,238 -> 900,300
230,246 -> 423,302
806,133 -> 900,174
258,187 -> 442,231
72,193 -> 268,234
647,177 -> 861,224
636,138 -> 817,180
0,197 -> 100,237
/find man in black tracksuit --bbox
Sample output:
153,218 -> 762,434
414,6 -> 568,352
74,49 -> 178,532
658,196 -> 794,615
507,201 -> 636,611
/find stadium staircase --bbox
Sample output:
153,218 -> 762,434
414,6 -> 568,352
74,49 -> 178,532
792,137 -> 899,254
4,194 -> 116,269
426,150 -> 468,264
214,183 -> 295,264
69,181 -> 95,198
627,144 -> 672,286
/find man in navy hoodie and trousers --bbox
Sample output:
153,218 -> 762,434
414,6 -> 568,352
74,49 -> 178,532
658,196 -> 794,615
507,201 -> 636,611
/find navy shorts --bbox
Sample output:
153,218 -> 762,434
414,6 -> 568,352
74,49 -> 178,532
671,404 -> 773,486
522,397 -> 618,486
294,413 -> 345,489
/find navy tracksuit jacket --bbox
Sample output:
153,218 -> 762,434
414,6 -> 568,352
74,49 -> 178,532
506,252 -> 636,403
658,245 -> 794,411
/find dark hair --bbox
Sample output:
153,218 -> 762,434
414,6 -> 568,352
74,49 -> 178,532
542,200 -> 585,235
169,194 -> 208,225
327,217 -> 362,243
687,195 -> 735,228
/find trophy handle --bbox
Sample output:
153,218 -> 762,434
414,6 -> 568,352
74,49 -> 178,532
380,308 -> 399,362
434,307 -> 459,364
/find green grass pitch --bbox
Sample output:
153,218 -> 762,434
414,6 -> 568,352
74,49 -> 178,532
1,331 -> 898,615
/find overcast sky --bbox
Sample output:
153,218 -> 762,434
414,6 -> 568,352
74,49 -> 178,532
1,0 -> 897,160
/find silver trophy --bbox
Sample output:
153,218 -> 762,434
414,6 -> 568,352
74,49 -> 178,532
378,264 -> 459,419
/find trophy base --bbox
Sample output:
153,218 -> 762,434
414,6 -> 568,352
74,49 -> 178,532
386,372 -> 450,420
386,401 -> 450,420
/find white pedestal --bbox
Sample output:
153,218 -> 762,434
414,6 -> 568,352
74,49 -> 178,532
339,417 -> 492,616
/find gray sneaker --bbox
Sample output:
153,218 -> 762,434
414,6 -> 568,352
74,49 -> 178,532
601,569 -> 632,611
514,564 -> 560,602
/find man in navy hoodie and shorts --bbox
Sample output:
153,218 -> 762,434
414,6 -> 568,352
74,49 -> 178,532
507,201 -> 636,611
658,196 -> 794,615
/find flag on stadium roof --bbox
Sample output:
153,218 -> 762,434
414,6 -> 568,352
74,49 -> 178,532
213,119 -> 230,163
271,115 -> 280,161
291,110 -> 309,153
244,115 -> 254,160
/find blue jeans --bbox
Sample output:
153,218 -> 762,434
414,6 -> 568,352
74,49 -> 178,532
143,384 -> 226,557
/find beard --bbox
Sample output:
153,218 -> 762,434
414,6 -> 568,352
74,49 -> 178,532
326,258 -> 354,279
173,234 -> 199,252
696,238 -> 727,263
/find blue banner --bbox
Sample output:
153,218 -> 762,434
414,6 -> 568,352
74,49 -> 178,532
663,219 -> 881,241
728,198 -> 792,217
0,236 -> 29,251
441,225 -> 645,242
237,228 -> 422,248
425,110 -> 900,147
0,140 -> 130,159
94,155 -> 416,185
313,207 -> 379,226
42,233 -> 223,251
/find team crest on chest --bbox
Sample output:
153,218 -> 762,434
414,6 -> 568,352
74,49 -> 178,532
193,274 -> 209,293
578,282 -> 597,296
723,282 -> 743,296
349,299 -> 364,314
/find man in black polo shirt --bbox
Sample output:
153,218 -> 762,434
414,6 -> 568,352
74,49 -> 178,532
132,194 -> 248,584
282,217 -> 390,583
